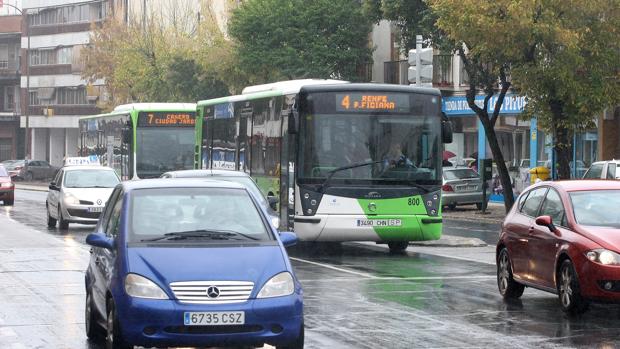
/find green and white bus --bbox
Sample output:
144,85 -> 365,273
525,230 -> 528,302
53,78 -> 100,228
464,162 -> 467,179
79,103 -> 197,180
195,80 -> 452,252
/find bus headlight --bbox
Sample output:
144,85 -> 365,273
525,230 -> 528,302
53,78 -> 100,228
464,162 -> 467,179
257,272 -> 294,298
422,190 -> 441,217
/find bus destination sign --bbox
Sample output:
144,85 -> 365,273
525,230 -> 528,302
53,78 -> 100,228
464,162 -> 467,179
138,112 -> 196,127
336,93 -> 410,112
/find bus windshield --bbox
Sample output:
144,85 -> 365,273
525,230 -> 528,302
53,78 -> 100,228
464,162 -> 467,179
299,92 -> 442,186
136,127 -> 195,178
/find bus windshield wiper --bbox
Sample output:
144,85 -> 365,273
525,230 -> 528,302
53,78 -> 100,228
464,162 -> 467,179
318,160 -> 383,193
140,229 -> 259,242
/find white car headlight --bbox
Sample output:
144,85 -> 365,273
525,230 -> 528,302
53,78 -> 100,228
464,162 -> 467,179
257,272 -> 294,299
585,249 -> 620,265
125,273 -> 168,299
63,192 -> 80,205
270,216 -> 280,228
0,182 -> 13,188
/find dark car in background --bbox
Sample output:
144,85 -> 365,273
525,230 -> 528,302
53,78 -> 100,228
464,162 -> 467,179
161,169 -> 281,228
497,180 -> 620,314
5,159 -> 59,181
0,165 -> 15,206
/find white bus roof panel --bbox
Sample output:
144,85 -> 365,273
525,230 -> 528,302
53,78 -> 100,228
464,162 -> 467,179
241,79 -> 348,95
112,103 -> 196,112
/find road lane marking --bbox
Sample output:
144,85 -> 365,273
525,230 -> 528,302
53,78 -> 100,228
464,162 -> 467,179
290,257 -> 378,278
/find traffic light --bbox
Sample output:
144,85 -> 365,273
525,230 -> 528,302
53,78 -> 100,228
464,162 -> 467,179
407,40 -> 433,86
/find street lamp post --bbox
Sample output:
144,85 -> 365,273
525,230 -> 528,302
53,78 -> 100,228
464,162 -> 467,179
3,3 -> 30,159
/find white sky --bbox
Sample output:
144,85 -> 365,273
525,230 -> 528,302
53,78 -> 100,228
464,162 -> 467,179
0,0 -> 22,15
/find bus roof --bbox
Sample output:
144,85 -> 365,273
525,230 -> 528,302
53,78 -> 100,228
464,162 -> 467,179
241,79 -> 348,95
80,102 -> 197,120
197,79 -> 348,108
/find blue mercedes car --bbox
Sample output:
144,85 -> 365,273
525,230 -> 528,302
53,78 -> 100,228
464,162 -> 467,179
84,178 -> 303,348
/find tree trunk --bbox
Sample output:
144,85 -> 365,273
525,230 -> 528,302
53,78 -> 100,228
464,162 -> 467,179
550,100 -> 572,180
480,118 -> 516,212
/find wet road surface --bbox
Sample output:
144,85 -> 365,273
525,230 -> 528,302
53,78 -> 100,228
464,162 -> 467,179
2,189 -> 620,348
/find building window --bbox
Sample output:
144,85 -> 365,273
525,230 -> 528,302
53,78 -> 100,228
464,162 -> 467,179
29,90 -> 40,106
0,44 -> 8,69
29,47 -> 73,66
6,87 -> 15,111
57,47 -> 72,64
29,2 -> 106,26
55,87 -> 86,105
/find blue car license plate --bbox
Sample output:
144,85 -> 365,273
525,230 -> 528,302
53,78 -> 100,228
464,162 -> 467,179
184,311 -> 245,326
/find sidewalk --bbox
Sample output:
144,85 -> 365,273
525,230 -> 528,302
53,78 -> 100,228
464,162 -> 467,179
442,202 -> 506,224
14,181 -> 48,192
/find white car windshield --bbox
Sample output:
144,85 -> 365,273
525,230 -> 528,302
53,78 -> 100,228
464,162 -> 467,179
64,170 -> 120,188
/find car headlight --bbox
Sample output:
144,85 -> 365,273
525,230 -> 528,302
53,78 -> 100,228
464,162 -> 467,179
125,273 -> 168,299
270,216 -> 280,228
63,192 -> 80,205
585,249 -> 620,265
257,272 -> 294,298
0,182 -> 13,188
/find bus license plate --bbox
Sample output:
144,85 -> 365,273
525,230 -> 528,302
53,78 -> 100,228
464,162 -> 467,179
87,207 -> 103,213
356,219 -> 402,227
184,311 -> 245,326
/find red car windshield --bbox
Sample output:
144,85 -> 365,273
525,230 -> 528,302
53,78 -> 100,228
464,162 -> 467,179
570,190 -> 620,228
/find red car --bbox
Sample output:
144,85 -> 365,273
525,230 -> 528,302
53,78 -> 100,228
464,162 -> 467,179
0,165 -> 15,206
497,180 -> 620,314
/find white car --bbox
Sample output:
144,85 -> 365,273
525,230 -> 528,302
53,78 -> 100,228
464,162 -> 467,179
46,165 -> 120,229
582,160 -> 620,180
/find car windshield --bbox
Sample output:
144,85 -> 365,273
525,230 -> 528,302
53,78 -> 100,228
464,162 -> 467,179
5,160 -> 24,170
64,170 -> 120,188
444,168 -> 479,180
0,166 -> 7,177
570,190 -> 620,228
129,187 -> 271,243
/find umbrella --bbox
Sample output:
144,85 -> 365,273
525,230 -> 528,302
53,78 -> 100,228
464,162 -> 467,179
443,150 -> 457,161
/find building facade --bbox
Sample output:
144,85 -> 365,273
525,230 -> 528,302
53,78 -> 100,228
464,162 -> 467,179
0,14 -> 23,161
20,0 -> 107,166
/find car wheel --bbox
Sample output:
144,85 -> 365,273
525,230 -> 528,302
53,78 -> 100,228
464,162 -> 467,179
388,241 -> 409,253
446,203 -> 457,210
24,171 -> 33,181
276,323 -> 304,349
106,300 -> 132,349
47,203 -> 57,227
58,206 -> 69,230
558,259 -> 589,314
85,290 -> 105,341
497,248 -> 525,299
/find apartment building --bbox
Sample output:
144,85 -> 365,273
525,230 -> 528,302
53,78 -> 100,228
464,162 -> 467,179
0,14 -> 22,161
20,0 -> 107,166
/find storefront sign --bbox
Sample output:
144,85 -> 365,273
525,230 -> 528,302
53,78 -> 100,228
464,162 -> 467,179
442,94 -> 527,116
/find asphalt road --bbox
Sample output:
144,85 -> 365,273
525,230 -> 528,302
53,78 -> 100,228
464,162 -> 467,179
2,189 -> 620,348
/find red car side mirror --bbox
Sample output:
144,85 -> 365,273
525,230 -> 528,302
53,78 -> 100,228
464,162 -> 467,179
535,215 -> 557,232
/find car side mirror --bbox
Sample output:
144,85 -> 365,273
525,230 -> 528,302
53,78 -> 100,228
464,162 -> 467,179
278,231 -> 298,247
122,127 -> 131,144
287,109 -> 299,135
535,215 -> 557,232
49,182 -> 58,190
268,196 -> 279,210
86,233 -> 115,250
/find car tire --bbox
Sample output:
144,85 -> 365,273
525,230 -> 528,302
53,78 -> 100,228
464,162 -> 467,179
276,323 -> 304,349
388,241 -> 409,253
497,248 -> 525,299
58,206 -> 69,230
47,203 -> 57,227
85,290 -> 105,341
25,171 -> 33,181
446,203 -> 457,210
558,259 -> 589,314
106,300 -> 132,349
